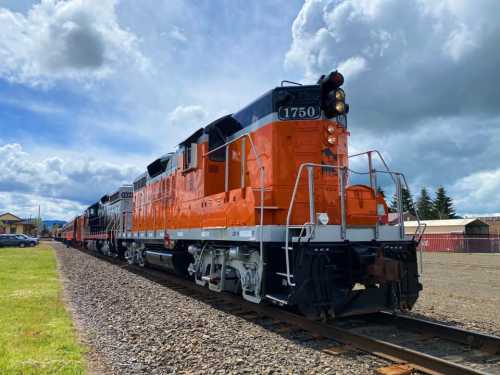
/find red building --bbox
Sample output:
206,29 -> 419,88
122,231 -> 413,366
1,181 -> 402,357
404,219 -> 495,253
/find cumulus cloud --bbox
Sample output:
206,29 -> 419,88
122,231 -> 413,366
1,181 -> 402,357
451,169 -> 500,215
0,143 -> 141,207
337,56 -> 367,80
0,191 -> 86,221
286,0 -> 500,215
0,0 -> 148,86
350,114 -> 500,185
286,0 -> 500,124
167,105 -> 208,129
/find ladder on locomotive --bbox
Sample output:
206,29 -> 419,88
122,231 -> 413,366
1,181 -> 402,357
204,133 -> 267,299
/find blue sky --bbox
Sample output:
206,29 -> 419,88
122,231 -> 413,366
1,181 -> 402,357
1,0 -> 500,219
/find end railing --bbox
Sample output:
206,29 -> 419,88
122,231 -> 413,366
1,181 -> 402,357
349,150 -> 426,272
284,151 -> 426,286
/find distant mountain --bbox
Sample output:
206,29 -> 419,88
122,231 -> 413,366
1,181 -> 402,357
43,220 -> 66,229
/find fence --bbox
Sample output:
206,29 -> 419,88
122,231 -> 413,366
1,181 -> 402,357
417,234 -> 500,253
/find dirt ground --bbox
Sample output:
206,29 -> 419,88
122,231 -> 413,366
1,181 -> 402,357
411,251 -> 500,336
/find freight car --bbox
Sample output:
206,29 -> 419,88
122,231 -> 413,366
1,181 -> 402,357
69,71 -> 423,319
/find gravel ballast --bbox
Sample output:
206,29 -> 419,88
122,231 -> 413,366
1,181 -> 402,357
53,242 -> 387,374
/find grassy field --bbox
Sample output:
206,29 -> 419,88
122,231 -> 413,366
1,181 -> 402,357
0,244 -> 86,374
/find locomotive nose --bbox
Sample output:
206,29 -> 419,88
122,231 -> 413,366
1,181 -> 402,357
288,241 -> 420,319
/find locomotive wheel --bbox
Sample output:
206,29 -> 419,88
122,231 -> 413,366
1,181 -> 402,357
136,251 -> 145,267
125,249 -> 134,265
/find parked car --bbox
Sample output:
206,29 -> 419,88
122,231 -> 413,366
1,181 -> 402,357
0,234 -> 36,247
17,234 -> 39,245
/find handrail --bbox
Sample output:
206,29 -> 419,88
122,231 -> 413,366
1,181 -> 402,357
399,172 -> 426,273
285,163 -> 343,287
349,150 -> 397,188
349,150 -> 426,272
284,154 -> 425,286
204,133 -> 265,295
348,151 -> 424,238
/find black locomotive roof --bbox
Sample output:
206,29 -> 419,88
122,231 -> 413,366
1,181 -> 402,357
179,128 -> 204,147
147,152 -> 175,179
85,201 -> 100,217
87,202 -> 99,210
204,114 -> 242,138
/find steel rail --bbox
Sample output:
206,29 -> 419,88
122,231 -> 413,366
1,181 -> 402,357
374,311 -> 500,354
61,242 -> 497,375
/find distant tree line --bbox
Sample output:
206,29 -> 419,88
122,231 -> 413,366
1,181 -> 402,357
382,186 -> 457,220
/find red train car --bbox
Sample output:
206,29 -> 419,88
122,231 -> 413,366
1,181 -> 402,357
74,215 -> 84,244
61,220 -> 74,244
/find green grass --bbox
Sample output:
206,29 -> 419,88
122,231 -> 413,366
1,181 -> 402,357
0,244 -> 86,374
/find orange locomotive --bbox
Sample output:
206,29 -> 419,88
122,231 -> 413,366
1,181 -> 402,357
113,71 -> 424,318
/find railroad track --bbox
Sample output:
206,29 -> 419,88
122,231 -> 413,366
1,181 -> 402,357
62,242 -> 500,375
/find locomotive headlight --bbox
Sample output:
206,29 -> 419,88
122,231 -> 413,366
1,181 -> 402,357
327,125 -> 335,133
335,102 -> 346,114
335,88 -> 345,101
317,212 -> 329,225
327,135 -> 336,144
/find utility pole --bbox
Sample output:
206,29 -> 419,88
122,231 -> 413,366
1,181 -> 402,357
38,205 -> 41,236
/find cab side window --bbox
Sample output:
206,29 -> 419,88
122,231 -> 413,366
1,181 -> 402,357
183,143 -> 197,170
208,128 -> 226,162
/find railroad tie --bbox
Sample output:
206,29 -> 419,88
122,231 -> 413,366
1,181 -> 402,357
322,345 -> 354,355
375,363 -> 414,375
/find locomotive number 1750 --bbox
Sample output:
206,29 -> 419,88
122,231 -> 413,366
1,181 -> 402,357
278,105 -> 320,120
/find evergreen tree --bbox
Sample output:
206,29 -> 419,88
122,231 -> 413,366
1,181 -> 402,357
416,187 -> 436,219
389,188 -> 415,215
402,188 -> 416,215
389,193 -> 398,213
433,186 -> 456,219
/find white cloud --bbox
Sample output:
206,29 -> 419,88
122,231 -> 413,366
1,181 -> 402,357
337,56 -> 367,79
0,143 -> 141,207
167,26 -> 188,43
284,0 -> 500,218
0,0 -> 148,86
451,169 -> 500,215
286,0 -> 500,89
0,191 -> 86,221
167,105 -> 208,129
